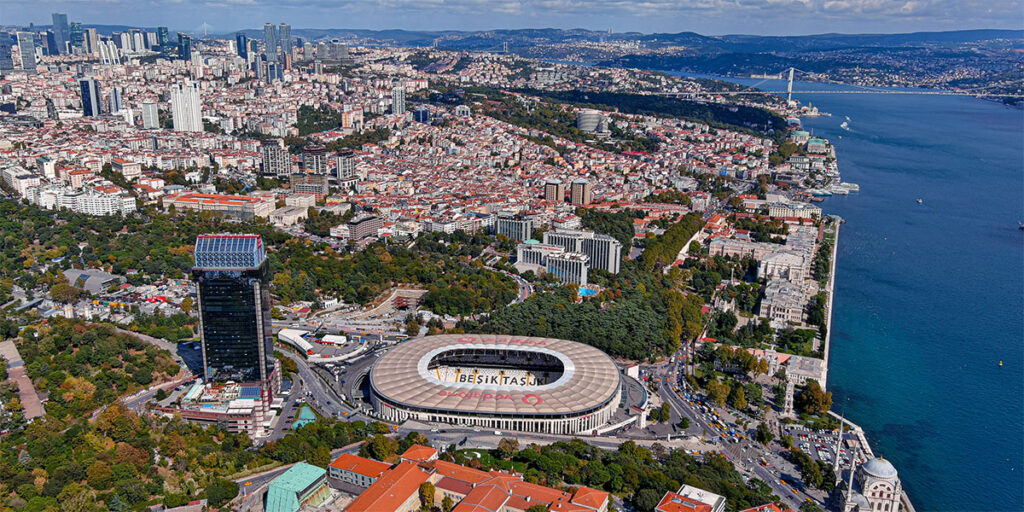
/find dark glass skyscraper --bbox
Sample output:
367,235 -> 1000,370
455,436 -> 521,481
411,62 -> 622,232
235,32 -> 248,59
193,234 -> 275,384
79,78 -> 101,116
69,22 -> 84,51
176,33 -> 192,61
51,13 -> 69,55
157,26 -> 169,54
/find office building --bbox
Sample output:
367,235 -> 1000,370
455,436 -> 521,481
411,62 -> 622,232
303,144 -> 327,174
109,86 -> 123,113
165,192 -> 274,220
170,82 -> 202,132
84,28 -> 99,53
413,106 -> 430,124
51,13 -> 69,55
235,32 -> 248,59
192,234 -> 276,384
156,26 -> 169,53
69,22 -> 84,51
261,139 -> 291,176
16,32 -> 37,74
544,229 -> 623,274
279,23 -> 292,60
577,109 -> 604,132
263,23 -> 278,61
494,213 -> 533,242
546,252 -> 589,285
544,179 -> 565,202
289,172 -> 330,199
392,86 -> 406,115
348,214 -> 384,240
176,33 -> 191,60
141,101 -> 159,129
516,241 -> 565,266
45,31 -> 58,56
581,235 -> 623,274
0,37 -> 14,72
335,148 -> 356,179
79,78 -> 102,117
571,178 -> 593,205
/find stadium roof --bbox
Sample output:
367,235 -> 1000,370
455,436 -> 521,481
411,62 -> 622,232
370,334 -> 620,416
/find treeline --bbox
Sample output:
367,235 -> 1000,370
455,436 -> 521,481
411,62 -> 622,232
641,213 -> 705,271
462,264 -> 703,360
450,438 -> 780,512
465,87 -> 661,154
515,88 -> 788,139
645,190 -> 692,206
16,319 -> 180,422
578,208 -> 640,248
295,105 -> 344,136
271,234 -> 517,310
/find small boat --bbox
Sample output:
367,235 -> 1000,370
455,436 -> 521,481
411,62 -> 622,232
916,199 -> 923,204
845,116 -> 851,121
1019,222 -> 1024,231
840,121 -> 849,130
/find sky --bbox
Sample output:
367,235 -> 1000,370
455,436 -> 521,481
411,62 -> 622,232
1,0 -> 1021,36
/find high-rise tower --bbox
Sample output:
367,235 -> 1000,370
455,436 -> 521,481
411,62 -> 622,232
79,78 -> 102,117
51,13 -> 69,55
170,82 -> 202,132
192,234 -> 275,384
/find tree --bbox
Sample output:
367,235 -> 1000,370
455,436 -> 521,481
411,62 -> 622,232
57,483 -> 93,512
497,438 -> 520,459
205,477 -> 239,507
442,496 -> 455,512
419,481 -> 435,511
678,417 -> 690,429
180,296 -> 194,314
794,380 -> 832,415
800,502 -> 824,512
310,444 -> 331,468
755,422 -> 775,445
780,434 -> 794,449
634,488 -> 663,511
86,460 -> 112,489
526,506 -> 549,512
50,283 -> 83,303
707,379 -> 730,407
731,386 -> 747,411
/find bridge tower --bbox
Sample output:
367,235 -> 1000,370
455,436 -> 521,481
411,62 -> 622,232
787,67 -> 795,103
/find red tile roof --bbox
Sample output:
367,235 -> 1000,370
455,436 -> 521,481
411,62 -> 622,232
329,453 -> 391,479
344,462 -> 429,512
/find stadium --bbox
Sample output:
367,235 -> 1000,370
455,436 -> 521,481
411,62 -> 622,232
368,334 -> 622,435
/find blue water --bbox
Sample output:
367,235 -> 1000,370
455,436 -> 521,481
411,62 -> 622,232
668,73 -> 1024,510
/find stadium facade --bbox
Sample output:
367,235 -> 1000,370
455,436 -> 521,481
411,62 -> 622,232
369,335 -> 621,435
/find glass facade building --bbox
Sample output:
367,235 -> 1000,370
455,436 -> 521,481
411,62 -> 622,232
193,234 -> 274,384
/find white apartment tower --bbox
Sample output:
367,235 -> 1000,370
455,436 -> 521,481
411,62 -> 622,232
170,83 -> 202,132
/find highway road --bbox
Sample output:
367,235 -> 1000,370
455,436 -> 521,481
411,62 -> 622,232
652,353 -> 823,510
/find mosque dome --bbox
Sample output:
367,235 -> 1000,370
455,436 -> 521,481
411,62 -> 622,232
861,457 -> 898,480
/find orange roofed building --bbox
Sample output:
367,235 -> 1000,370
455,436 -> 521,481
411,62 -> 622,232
344,456 -> 609,512
163,191 -> 274,220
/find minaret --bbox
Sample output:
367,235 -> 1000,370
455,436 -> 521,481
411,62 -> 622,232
843,448 -> 858,511
832,413 -> 845,480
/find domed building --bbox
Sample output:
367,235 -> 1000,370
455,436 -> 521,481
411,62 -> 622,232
840,456 -> 903,512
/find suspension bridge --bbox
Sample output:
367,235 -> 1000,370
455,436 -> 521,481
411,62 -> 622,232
658,67 -> 1023,99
